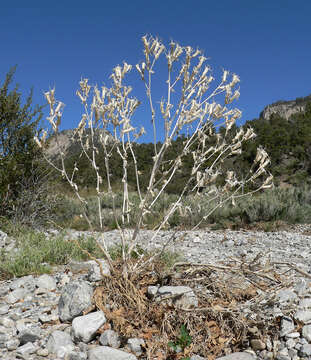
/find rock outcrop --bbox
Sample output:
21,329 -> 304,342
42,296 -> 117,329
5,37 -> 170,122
45,128 -> 114,159
260,94 -> 311,121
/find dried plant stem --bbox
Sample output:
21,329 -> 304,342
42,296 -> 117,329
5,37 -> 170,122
36,35 -> 273,278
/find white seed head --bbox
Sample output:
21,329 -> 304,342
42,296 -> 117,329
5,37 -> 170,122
234,128 -> 244,141
230,74 -> 240,87
192,49 -> 201,58
230,89 -> 240,102
222,70 -> 229,83
262,174 -> 273,189
114,65 -> 122,79
76,90 -> 86,104
123,62 -> 132,75
244,128 -> 256,141
142,35 -> 150,51
44,91 -> 51,105
55,102 -> 64,115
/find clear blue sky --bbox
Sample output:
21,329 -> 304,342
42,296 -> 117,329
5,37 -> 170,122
1,0 -> 310,142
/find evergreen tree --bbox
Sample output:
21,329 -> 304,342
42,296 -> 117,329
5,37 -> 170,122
0,66 -> 45,217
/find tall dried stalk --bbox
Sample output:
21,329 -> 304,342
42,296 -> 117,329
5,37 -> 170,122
35,35 -> 273,278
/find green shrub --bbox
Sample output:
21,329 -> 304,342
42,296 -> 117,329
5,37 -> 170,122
0,225 -> 105,278
0,66 -> 52,225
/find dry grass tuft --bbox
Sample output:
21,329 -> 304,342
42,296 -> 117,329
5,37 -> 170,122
88,252 -> 292,359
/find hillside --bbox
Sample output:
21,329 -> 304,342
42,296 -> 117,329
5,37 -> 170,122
244,94 -> 311,186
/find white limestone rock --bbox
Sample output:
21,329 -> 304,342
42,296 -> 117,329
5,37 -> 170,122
88,346 -> 137,360
72,311 -> 106,343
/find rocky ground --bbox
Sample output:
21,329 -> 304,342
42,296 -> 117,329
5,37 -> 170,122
0,226 -> 311,360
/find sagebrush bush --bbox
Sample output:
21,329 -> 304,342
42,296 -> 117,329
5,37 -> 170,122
186,186 -> 311,228
242,186 -> 311,224
49,186 -> 311,231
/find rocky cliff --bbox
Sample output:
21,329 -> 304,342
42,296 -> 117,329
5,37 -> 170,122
260,94 -> 311,121
45,128 -> 114,159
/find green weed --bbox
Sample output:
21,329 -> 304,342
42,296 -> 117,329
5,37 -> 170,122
168,324 -> 192,359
